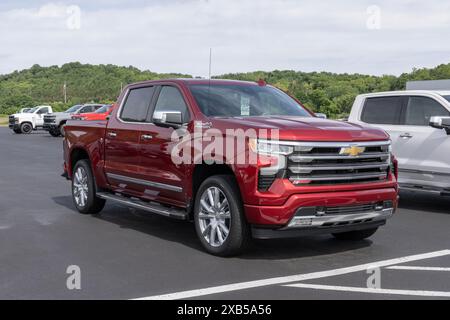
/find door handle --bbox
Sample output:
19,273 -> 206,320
400,133 -> 413,139
141,134 -> 153,141
108,132 -> 117,138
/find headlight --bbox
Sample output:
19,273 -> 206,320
14,118 -> 19,123
249,139 -> 294,155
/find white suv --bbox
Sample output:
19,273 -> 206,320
349,90 -> 450,196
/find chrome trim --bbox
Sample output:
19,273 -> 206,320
97,192 -> 188,220
399,168 -> 450,177
258,139 -> 391,147
286,208 -> 394,229
289,162 -> 389,174
289,172 -> 387,182
107,173 -> 183,193
290,153 -> 390,162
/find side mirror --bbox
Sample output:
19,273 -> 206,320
315,113 -> 327,119
153,111 -> 183,128
429,116 -> 450,134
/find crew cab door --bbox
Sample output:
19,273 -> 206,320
359,95 -> 450,184
138,85 -> 191,207
104,85 -> 156,195
393,96 -> 450,178
35,107 -> 50,127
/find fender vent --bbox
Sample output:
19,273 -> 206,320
258,174 -> 276,191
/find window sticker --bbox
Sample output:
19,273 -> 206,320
241,97 -> 250,116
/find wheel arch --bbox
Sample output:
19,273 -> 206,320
190,163 -> 243,219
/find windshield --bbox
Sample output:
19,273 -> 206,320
442,95 -> 450,103
189,84 -> 311,118
65,105 -> 82,113
28,107 -> 39,113
95,105 -> 111,113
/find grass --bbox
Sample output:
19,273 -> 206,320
0,115 -> 8,127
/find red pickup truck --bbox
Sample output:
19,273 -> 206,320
71,104 -> 114,121
63,79 -> 398,256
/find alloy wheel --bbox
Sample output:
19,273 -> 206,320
73,167 -> 89,208
198,187 -> 231,247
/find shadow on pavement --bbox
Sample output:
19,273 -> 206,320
53,195 -> 373,260
399,190 -> 450,215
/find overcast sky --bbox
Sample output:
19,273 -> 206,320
0,0 -> 449,77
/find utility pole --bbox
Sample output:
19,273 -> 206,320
63,81 -> 67,104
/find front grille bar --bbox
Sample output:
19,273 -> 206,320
290,152 -> 390,163
289,162 -> 389,174
289,172 -> 387,182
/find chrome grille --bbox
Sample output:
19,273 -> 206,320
288,141 -> 390,186
44,115 -> 56,124
9,116 -> 15,125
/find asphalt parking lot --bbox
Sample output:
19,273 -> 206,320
0,126 -> 449,300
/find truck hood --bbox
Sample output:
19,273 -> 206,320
209,116 -> 389,142
11,113 -> 35,119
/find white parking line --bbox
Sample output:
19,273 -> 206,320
387,266 -> 450,272
284,283 -> 450,298
134,249 -> 450,300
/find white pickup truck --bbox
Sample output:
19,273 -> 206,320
349,90 -> 450,196
9,106 -> 53,134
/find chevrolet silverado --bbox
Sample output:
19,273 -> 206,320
63,79 -> 399,256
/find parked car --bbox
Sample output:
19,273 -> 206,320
44,104 -> 104,137
62,79 -> 398,256
349,90 -> 450,196
71,104 -> 114,121
9,106 -> 53,134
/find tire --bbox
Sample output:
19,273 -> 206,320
60,124 -> 66,137
49,128 -> 61,137
20,122 -> 33,134
72,159 -> 106,214
332,227 -> 378,241
194,175 -> 250,257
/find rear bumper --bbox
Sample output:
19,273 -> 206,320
244,187 -> 398,234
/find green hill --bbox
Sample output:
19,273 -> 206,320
2,61 -> 450,118
0,62 -> 191,115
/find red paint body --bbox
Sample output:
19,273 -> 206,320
72,105 -> 114,121
63,79 -> 398,227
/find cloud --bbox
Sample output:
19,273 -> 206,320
0,0 -> 450,76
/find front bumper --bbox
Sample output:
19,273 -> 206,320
245,187 -> 398,238
9,124 -> 19,130
43,123 -> 58,131
252,220 -> 387,239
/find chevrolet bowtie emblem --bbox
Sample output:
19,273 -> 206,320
340,145 -> 366,157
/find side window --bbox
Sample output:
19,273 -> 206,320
153,86 -> 190,123
361,96 -> 403,125
405,96 -> 450,126
120,86 -> 155,122
80,106 -> 93,113
37,107 -> 49,114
